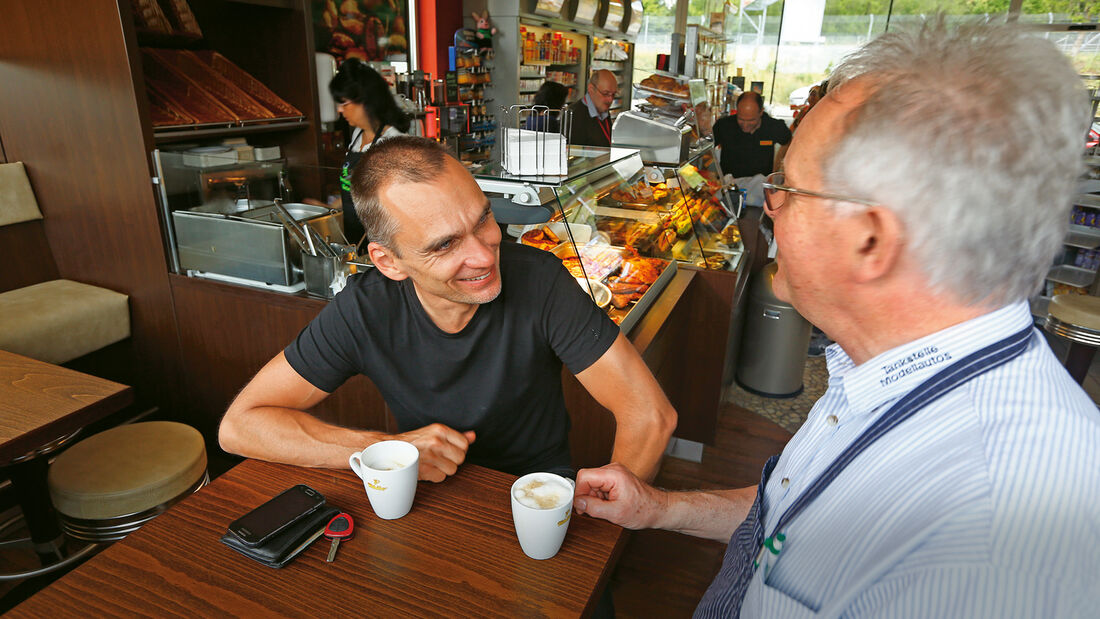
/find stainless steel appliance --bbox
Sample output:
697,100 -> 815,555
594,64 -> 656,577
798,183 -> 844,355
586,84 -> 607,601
172,202 -> 341,286
611,110 -> 693,166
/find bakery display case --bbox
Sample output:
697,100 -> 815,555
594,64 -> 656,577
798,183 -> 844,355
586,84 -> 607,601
476,147 -> 676,333
476,144 -> 743,332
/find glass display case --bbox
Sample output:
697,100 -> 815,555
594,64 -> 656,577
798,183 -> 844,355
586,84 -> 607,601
474,144 -> 743,332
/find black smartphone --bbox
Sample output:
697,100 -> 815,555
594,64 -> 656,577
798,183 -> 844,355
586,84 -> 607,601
227,484 -> 326,547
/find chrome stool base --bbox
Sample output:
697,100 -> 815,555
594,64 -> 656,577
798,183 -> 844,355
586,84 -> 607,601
58,473 -> 209,542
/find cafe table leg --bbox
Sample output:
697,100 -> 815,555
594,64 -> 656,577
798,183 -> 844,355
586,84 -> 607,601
5,457 -> 65,565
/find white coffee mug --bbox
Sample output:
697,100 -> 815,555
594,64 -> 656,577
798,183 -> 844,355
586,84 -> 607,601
510,472 -> 575,560
349,440 -> 419,520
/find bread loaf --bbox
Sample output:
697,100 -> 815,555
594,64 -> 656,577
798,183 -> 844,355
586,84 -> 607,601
193,51 -> 302,118
141,49 -> 238,124
130,0 -> 172,34
161,0 -> 203,38
145,86 -> 197,127
147,49 -> 274,119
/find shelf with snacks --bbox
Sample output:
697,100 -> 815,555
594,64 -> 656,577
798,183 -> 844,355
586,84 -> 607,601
451,47 -> 497,166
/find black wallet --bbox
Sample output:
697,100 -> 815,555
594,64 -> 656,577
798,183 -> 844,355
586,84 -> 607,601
220,505 -> 340,568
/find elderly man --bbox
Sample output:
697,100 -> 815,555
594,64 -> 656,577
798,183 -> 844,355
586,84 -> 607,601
712,91 -> 791,178
573,20 -> 1100,617
568,69 -> 617,147
219,136 -> 676,482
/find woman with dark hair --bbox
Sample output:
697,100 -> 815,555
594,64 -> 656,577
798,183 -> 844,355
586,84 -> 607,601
329,58 -> 409,244
525,80 -> 569,132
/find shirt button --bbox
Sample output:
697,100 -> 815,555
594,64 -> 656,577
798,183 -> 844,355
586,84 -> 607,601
781,477 -> 790,489
826,415 -> 839,426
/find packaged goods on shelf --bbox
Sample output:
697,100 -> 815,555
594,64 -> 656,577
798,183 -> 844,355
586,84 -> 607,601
546,71 -> 576,86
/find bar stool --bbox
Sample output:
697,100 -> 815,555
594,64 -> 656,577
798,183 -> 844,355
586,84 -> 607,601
48,421 -> 209,542
0,422 -> 208,582
1043,294 -> 1100,384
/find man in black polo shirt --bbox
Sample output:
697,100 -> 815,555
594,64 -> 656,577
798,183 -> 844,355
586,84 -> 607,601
713,91 -> 792,178
219,136 -> 676,483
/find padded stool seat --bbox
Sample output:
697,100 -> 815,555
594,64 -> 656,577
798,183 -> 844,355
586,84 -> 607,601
0,279 -> 130,364
1044,294 -> 1100,384
48,421 -> 208,541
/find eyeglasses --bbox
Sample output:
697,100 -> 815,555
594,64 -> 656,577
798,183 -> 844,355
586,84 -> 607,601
591,85 -> 617,99
336,100 -> 355,111
761,171 -> 877,217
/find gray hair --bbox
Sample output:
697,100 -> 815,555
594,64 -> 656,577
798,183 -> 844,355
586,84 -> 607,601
824,18 -> 1089,306
350,136 -> 453,252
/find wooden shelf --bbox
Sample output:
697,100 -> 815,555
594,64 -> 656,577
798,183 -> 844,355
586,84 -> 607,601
154,118 -> 308,143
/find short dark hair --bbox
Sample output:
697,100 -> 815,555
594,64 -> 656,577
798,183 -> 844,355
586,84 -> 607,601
329,58 -> 411,133
351,136 -> 454,251
737,90 -> 764,109
533,81 -> 569,109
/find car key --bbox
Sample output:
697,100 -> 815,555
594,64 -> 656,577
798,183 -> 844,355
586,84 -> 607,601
324,512 -> 353,562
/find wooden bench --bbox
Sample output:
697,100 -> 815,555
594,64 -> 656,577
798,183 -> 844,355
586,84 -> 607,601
0,162 -> 130,365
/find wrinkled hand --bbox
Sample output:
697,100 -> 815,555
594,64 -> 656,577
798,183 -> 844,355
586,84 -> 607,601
573,463 -> 667,530
395,423 -> 476,482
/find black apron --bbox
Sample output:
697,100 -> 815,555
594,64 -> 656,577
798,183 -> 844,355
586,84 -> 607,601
693,325 -> 1034,618
339,127 -> 386,248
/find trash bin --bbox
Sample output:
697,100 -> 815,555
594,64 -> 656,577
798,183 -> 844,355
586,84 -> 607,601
736,262 -> 813,398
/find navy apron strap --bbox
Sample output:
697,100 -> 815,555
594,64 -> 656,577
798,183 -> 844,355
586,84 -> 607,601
693,325 -> 1033,618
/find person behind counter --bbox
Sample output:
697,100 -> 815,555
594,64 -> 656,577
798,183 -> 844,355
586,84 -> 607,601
712,91 -> 791,178
525,80 -> 569,132
219,136 -> 677,483
329,58 -> 408,246
568,69 -> 618,147
572,19 -> 1100,617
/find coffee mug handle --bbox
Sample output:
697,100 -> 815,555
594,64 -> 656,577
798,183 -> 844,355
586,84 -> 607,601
349,452 -> 365,478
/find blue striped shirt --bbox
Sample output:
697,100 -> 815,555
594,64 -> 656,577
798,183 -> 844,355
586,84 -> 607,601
740,302 -> 1100,618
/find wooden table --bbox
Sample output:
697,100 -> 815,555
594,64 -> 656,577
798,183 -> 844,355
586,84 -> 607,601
11,460 -> 628,618
0,350 -> 132,463
0,350 -> 133,559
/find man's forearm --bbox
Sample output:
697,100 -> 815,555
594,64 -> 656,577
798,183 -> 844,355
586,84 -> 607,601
656,486 -> 757,541
610,403 -> 676,481
219,406 -> 381,468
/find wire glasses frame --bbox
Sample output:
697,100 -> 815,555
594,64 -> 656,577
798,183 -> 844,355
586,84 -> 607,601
762,171 -> 877,217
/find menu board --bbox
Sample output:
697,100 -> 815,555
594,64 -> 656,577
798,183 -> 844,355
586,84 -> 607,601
603,0 -> 625,31
534,0 -> 567,18
574,0 -> 598,24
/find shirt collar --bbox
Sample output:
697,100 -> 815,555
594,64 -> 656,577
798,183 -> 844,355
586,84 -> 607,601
831,301 -> 1033,417
583,94 -> 609,121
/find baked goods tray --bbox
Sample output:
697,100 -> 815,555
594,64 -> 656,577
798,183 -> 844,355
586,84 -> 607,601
614,256 -> 677,335
633,83 -> 691,104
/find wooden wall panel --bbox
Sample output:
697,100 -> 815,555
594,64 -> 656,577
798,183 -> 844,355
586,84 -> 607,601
169,275 -> 393,441
0,221 -> 59,294
0,0 -> 182,404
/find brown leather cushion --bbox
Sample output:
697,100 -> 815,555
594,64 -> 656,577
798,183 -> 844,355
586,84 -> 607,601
0,279 -> 130,364
0,162 -> 43,227
1049,294 -> 1100,332
48,422 -> 207,520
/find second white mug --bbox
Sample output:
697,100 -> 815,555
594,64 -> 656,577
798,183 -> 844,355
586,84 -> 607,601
510,472 -> 575,560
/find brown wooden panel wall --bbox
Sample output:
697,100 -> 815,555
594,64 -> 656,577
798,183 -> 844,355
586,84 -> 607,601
0,0 -> 182,404
169,275 -> 393,442
0,221 -> 59,294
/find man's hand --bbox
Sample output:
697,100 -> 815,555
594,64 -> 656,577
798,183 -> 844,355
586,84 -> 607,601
572,463 -> 668,530
394,423 -> 476,482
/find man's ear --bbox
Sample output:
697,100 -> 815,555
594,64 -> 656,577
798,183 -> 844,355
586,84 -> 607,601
367,241 -> 409,282
851,205 -> 905,283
